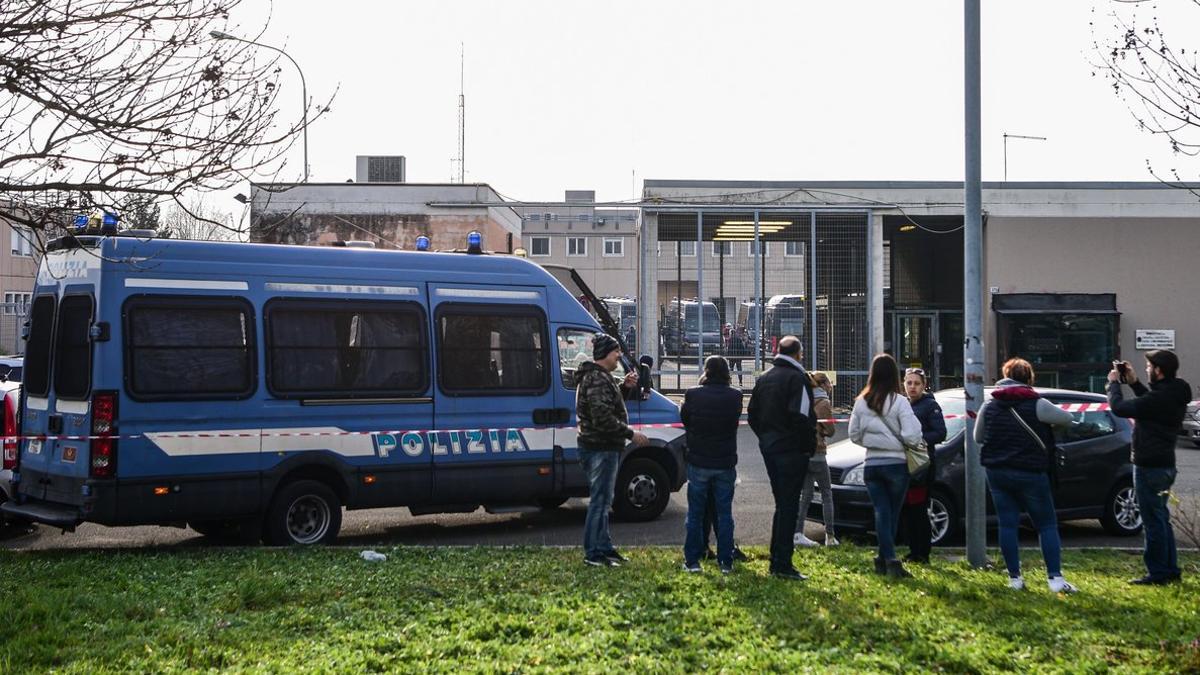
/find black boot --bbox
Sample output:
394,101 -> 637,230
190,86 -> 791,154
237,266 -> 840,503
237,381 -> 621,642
886,559 -> 913,579
873,556 -> 887,575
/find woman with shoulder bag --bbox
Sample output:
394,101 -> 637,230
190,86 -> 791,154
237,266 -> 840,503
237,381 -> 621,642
900,368 -> 947,564
974,358 -> 1078,593
848,354 -> 924,578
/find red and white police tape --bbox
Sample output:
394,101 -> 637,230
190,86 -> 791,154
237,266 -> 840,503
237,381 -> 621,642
0,402 -> 1111,442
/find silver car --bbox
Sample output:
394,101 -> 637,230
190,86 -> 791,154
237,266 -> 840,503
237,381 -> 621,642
1181,400 -> 1200,448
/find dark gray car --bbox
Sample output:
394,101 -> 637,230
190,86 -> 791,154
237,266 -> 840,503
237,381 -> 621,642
811,387 -> 1141,544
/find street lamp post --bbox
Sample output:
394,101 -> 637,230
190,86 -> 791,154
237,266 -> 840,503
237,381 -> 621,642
210,30 -> 309,182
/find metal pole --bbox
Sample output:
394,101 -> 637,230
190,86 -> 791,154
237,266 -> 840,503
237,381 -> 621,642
753,211 -> 762,371
810,211 -> 818,370
211,32 -> 309,182
696,211 -> 704,369
964,0 -> 988,569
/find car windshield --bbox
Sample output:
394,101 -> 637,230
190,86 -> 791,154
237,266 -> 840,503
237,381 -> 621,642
934,391 -> 967,439
684,306 -> 721,332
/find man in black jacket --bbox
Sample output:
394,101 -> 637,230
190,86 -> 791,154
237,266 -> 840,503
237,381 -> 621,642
1108,349 -> 1191,585
747,336 -> 817,580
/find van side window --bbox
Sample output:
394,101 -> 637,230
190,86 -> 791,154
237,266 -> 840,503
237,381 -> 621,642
266,300 -> 427,397
23,295 -> 55,397
54,295 -> 94,400
438,305 -> 547,394
125,297 -> 255,399
557,328 -> 624,389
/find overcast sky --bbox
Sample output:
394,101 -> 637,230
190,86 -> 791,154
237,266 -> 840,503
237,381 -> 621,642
229,1 -> 1198,202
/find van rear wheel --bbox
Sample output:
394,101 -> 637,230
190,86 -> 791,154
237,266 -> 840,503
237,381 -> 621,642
264,480 -> 342,546
613,458 -> 670,522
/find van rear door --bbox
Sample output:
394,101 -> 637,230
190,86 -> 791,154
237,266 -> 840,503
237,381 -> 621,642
18,290 -> 96,508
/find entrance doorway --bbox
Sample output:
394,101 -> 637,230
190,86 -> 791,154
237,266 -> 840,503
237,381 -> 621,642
894,312 -> 939,386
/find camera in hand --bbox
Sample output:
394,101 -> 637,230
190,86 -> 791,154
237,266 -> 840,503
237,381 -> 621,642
1115,361 -> 1129,378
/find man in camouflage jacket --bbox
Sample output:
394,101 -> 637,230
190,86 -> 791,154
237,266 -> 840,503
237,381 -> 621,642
575,333 -> 648,567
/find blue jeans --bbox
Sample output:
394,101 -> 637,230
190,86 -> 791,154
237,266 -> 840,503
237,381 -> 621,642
579,448 -> 621,559
1134,466 -> 1180,579
864,463 -> 910,560
684,465 -> 736,566
986,467 -> 1062,579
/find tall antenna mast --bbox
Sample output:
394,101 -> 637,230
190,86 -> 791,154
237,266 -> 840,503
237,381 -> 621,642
454,43 -> 465,183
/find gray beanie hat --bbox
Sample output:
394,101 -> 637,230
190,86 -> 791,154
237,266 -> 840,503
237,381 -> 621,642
593,333 -> 620,360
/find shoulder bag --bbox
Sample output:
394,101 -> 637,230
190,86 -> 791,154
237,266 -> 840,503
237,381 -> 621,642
879,400 -> 929,475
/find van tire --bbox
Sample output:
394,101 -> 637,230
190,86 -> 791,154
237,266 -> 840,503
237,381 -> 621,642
263,480 -> 342,546
613,457 -> 670,522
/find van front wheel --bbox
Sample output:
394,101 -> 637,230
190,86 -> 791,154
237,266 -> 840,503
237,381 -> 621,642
613,458 -> 670,522
264,480 -> 342,545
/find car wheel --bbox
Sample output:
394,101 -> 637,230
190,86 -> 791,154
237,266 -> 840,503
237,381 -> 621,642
264,480 -> 342,546
929,490 -> 959,546
1192,440 -> 1200,449
1101,480 -> 1142,536
612,457 -> 670,522
537,497 -> 569,510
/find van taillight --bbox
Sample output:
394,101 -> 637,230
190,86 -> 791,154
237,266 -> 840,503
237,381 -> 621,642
2,394 -> 16,470
90,391 -> 117,478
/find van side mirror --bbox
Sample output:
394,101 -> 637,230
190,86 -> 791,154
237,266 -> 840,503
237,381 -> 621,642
638,355 -> 654,394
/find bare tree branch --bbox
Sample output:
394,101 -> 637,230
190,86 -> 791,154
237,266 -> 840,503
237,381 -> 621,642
0,0 -> 333,241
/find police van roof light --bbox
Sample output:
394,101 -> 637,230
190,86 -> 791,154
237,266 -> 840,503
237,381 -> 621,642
72,215 -> 89,231
100,212 -> 119,234
416,235 -> 431,251
467,231 -> 482,254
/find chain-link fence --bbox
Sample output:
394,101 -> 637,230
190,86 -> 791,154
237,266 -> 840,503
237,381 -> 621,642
645,210 -> 870,408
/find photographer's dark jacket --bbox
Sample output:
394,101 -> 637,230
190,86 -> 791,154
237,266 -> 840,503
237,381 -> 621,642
574,361 -> 634,450
974,379 -> 1073,472
680,382 -> 743,470
1107,376 -> 1192,469
747,356 -> 817,456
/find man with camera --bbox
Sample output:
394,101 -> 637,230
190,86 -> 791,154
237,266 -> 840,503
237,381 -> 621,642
1107,350 -> 1191,585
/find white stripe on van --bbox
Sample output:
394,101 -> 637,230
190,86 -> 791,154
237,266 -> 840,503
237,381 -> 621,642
146,429 -> 261,456
264,282 -> 419,296
125,278 -> 250,291
145,427 -> 377,457
434,288 -> 541,300
56,399 -> 89,415
25,396 -> 48,411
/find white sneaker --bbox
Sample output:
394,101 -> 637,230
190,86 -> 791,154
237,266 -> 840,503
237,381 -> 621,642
825,534 -> 840,547
1007,576 -> 1026,590
793,532 -> 818,548
1048,576 -> 1078,594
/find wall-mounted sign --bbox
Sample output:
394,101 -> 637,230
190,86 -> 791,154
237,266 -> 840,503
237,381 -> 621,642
1135,329 -> 1175,350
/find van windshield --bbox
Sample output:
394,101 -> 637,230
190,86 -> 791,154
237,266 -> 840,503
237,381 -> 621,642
684,306 -> 721,333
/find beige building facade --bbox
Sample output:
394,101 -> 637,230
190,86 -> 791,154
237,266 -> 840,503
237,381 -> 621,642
0,212 -> 38,354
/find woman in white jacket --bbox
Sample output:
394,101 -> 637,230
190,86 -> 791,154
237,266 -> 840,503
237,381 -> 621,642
849,353 -> 924,578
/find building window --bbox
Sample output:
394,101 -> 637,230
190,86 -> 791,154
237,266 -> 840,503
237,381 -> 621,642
785,240 -> 804,257
712,241 -> 732,256
125,298 -> 256,400
10,226 -> 34,257
567,237 -> 587,257
529,236 -> 551,257
748,240 -> 768,257
678,241 -> 696,257
438,306 -> 548,394
603,238 -> 624,257
266,300 -> 427,398
2,292 -> 31,315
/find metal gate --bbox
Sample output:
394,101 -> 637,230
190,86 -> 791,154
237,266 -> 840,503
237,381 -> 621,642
641,209 -> 870,408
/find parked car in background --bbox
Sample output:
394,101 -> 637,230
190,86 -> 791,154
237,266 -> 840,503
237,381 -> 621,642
1181,399 -> 1200,448
0,356 -> 22,383
812,387 -> 1141,545
1,380 -> 24,529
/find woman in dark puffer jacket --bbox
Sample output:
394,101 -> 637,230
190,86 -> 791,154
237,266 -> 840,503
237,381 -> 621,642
899,368 -> 946,564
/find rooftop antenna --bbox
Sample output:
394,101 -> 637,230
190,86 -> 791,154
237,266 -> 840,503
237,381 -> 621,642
451,43 -> 466,183
1002,133 -> 1046,181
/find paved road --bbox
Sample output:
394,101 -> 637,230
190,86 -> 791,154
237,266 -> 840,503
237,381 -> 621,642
4,433 -> 1196,552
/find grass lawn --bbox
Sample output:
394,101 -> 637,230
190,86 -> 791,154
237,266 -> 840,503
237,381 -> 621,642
0,546 -> 1197,673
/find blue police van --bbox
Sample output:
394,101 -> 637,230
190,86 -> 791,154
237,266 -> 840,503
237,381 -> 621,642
1,232 -> 686,544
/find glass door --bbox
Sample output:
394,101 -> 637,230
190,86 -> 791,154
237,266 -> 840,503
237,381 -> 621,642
894,313 -> 938,386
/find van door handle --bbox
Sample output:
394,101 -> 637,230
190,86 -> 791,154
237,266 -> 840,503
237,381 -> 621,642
533,408 -> 571,425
